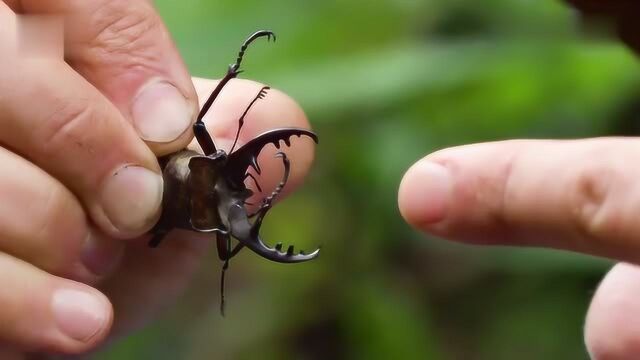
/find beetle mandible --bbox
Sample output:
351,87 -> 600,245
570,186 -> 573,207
148,30 -> 320,313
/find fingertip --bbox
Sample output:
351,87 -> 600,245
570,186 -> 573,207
585,263 -> 640,360
49,286 -> 113,354
398,159 -> 452,232
98,165 -> 163,238
79,230 -> 125,279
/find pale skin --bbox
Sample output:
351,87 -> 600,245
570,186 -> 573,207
0,0 -> 636,359
0,0 -> 314,357
398,142 -> 640,359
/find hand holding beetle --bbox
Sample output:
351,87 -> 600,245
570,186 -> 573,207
0,1 -> 315,357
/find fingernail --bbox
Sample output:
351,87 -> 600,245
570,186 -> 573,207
132,79 -> 193,142
81,231 -> 124,277
52,289 -> 108,342
398,160 -> 452,227
101,165 -> 163,236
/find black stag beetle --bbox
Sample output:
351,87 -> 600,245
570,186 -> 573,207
149,30 -> 320,312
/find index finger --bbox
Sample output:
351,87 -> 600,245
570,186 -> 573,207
398,138 -> 640,263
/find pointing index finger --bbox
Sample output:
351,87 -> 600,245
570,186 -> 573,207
399,138 -> 640,263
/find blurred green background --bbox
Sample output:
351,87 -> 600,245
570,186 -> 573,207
98,0 -> 640,359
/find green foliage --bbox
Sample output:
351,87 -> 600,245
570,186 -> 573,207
98,0 -> 640,358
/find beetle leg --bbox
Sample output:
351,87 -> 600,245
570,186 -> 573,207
193,121 -> 218,156
148,227 -> 169,248
195,31 -> 276,155
218,233 -> 246,316
229,86 -> 270,153
228,243 -> 245,258
249,152 -> 289,222
194,64 -> 240,156
216,233 -> 245,261
216,233 -> 229,261
217,233 -> 231,316
233,30 -> 275,73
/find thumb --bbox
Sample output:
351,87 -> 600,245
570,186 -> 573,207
20,0 -> 197,155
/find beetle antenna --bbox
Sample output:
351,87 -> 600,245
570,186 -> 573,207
248,152 -> 290,221
230,86 -> 270,154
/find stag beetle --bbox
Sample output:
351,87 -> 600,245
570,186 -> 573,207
149,30 -> 320,313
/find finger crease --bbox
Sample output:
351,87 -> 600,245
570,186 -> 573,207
493,148 -> 520,240
571,168 -> 612,245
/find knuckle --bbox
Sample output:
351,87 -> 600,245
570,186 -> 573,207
30,184 -> 86,270
32,184 -> 82,245
568,162 -> 622,240
37,97 -> 102,158
86,1 -> 160,56
32,184 -> 66,240
486,147 -> 519,229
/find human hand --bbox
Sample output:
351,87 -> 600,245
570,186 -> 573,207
94,77 -> 315,348
1,0 -> 195,355
398,139 -> 640,359
0,1 -> 315,357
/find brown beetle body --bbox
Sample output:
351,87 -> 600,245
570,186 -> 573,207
150,129 -> 319,265
148,30 -> 320,314
157,150 -> 225,233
